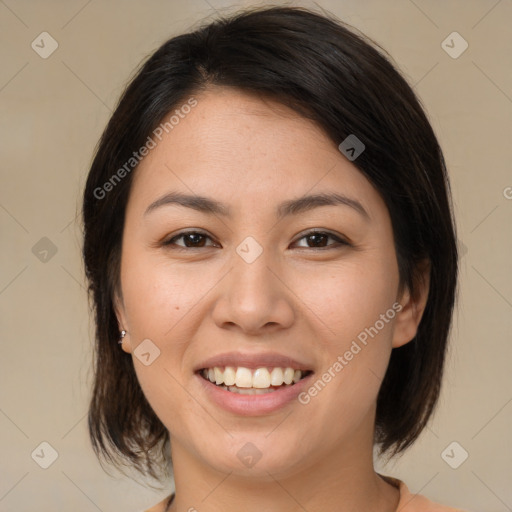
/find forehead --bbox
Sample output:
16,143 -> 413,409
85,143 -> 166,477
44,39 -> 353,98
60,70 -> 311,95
128,87 -> 386,219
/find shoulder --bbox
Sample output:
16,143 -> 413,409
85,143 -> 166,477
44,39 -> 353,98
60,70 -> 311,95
379,474 -> 469,512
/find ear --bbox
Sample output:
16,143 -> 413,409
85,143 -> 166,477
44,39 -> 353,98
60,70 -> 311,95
113,289 -> 133,354
392,259 -> 431,348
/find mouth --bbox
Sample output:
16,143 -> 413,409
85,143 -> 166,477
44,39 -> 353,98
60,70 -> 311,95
197,366 -> 314,395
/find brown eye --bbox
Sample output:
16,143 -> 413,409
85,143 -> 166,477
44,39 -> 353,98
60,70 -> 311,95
163,231 -> 216,249
162,229 -> 349,251
293,230 -> 349,249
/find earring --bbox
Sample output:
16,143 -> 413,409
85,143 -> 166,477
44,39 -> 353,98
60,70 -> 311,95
118,330 -> 127,344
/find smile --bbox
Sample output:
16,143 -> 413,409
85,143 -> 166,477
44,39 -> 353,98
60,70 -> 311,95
198,366 -> 313,395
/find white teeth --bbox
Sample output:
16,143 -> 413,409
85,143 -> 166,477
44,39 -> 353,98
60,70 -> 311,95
201,366 -> 308,389
235,367 -> 253,388
214,367 -> 223,385
227,386 -> 276,395
270,367 -> 284,386
283,368 -> 295,385
223,366 -> 236,386
252,368 -> 271,388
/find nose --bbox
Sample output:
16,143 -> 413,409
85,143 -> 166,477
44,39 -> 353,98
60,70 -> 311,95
211,243 -> 295,336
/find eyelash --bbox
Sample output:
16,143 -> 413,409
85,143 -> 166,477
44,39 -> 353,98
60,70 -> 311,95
161,229 -> 350,251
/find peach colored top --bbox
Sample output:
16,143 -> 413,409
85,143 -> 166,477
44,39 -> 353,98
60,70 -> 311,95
142,475 -> 469,511
380,474 -> 469,511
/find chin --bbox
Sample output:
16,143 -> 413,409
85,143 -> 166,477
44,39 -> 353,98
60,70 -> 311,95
191,433 -> 310,479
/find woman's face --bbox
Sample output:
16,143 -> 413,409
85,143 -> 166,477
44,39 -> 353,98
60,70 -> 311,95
115,87 -> 421,479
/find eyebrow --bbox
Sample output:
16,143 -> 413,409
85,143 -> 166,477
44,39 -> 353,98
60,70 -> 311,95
144,191 -> 370,221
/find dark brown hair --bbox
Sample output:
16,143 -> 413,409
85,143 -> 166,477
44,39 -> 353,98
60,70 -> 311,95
82,5 -> 458,484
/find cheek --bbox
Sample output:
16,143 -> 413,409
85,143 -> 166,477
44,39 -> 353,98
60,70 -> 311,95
119,250 -> 196,405
293,256 -> 398,419
119,252 -> 212,436
120,251 -> 201,340
291,255 -> 399,345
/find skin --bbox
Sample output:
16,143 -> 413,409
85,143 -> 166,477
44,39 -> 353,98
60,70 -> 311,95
114,87 -> 430,512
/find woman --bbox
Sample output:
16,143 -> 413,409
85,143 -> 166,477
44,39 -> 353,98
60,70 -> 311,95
82,6 -> 466,512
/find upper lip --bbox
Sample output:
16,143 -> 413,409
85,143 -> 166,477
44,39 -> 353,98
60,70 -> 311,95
194,351 -> 314,372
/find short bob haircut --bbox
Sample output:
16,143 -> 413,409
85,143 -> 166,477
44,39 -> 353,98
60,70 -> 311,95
82,5 -> 458,484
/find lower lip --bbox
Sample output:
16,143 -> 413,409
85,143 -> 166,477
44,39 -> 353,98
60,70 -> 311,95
195,372 -> 314,416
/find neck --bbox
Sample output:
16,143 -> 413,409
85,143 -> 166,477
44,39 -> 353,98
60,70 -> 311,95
166,410 -> 399,512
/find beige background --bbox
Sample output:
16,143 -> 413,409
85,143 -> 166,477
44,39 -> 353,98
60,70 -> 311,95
1,0 -> 511,510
